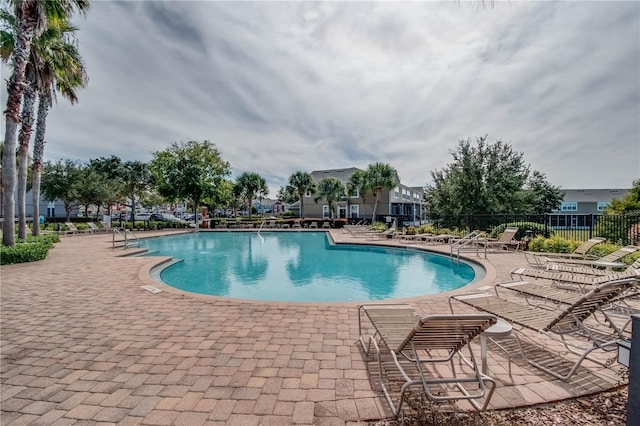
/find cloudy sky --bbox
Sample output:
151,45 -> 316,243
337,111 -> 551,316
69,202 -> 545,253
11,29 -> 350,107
2,1 -> 639,195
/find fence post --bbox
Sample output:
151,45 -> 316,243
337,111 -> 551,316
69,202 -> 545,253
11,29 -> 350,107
544,214 -> 549,237
628,315 -> 640,426
589,214 -> 593,239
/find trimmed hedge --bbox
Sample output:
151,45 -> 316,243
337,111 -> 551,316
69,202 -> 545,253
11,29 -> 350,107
1,234 -> 59,265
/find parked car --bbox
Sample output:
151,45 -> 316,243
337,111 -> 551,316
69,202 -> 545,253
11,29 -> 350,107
134,213 -> 152,221
184,213 -> 203,222
150,213 -> 186,224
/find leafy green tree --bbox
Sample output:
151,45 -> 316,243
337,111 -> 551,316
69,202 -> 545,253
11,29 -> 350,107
235,172 -> 268,219
315,177 -> 346,219
121,161 -> 153,223
598,182 -> 640,245
87,156 -> 125,218
93,179 -> 123,218
41,159 -> 82,221
1,11 -> 88,239
204,179 -> 234,213
366,162 -> 399,222
287,171 -> 315,218
230,181 -> 244,216
1,0 -> 90,246
88,155 -> 124,180
522,171 -> 563,214
426,136 -> 530,222
606,182 -> 640,213
31,28 -> 88,233
75,166 -> 101,217
347,169 -> 370,218
139,191 -> 164,212
277,185 -> 298,204
150,140 -> 230,223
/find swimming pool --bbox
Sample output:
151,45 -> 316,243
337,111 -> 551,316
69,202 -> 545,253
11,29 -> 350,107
141,232 -> 482,302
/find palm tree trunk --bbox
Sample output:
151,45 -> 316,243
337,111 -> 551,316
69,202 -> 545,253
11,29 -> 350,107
371,189 -> 380,223
2,118 -> 19,246
31,94 -> 50,237
298,192 -> 304,218
17,84 -> 37,240
2,2 -> 40,246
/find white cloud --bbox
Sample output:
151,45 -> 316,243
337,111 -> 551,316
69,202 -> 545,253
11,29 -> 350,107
2,1 -> 638,196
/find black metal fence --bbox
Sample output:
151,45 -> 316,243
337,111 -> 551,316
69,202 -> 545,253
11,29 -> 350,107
425,213 -> 640,245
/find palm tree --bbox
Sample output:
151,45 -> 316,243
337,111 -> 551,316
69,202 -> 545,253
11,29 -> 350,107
288,171 -> 315,218
1,9 -> 87,239
1,0 -> 47,246
315,177 -> 346,219
236,172 -> 267,219
366,162 -> 400,223
30,21 -> 87,237
1,0 -> 90,246
347,169 -> 370,220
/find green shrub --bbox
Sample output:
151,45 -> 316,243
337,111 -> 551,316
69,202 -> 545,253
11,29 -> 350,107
405,226 -> 418,235
622,251 -> 640,265
527,235 -> 547,252
1,237 -> 54,265
490,222 -> 552,240
418,225 -> 436,235
75,223 -> 90,231
436,228 -> 453,236
371,222 -> 386,232
587,243 -> 626,261
26,233 -> 60,246
527,235 -> 580,253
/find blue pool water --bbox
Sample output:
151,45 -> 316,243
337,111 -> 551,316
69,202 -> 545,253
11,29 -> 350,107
140,232 -> 481,302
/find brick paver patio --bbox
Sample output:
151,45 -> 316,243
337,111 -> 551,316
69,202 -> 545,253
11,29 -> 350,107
1,229 -> 626,425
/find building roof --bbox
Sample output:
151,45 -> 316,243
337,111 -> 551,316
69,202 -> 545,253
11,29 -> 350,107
310,167 -> 363,182
561,188 -> 630,203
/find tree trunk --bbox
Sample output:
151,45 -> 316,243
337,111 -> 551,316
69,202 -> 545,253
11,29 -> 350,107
31,93 -> 50,237
371,189 -> 381,223
2,2 -> 39,246
65,202 -> 72,222
2,119 -> 19,246
17,84 -> 37,240
299,192 -> 304,218
31,163 -> 42,236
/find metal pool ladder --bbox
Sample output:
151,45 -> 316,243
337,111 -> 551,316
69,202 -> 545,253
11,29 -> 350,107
112,228 -> 140,249
450,231 -> 487,260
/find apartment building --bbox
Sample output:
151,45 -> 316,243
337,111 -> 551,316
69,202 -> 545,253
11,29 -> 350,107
301,167 -> 424,224
549,188 -> 631,228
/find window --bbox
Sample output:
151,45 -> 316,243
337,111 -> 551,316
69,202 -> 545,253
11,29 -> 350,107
350,188 -> 359,198
322,205 -> 330,218
560,202 -> 578,211
350,205 -> 359,218
394,187 -> 400,198
597,202 -> 609,211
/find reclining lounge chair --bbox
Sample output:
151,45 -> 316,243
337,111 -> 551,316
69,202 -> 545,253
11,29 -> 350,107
543,245 -> 639,268
480,227 -> 519,251
524,237 -> 606,267
358,304 -> 497,416
448,278 -> 636,380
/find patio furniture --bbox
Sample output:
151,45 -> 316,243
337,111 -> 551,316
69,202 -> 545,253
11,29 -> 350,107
524,237 -> 606,267
358,304 -> 497,416
448,278 -> 636,380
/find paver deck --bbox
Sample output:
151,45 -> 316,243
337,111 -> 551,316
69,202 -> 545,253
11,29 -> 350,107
1,229 -> 628,425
